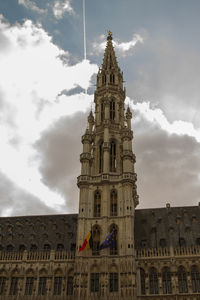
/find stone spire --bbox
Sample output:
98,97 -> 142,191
101,31 -> 120,72
96,31 -> 124,108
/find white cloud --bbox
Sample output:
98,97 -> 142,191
53,0 -> 74,19
18,0 -> 47,14
92,34 -> 143,57
0,18 -> 97,214
127,98 -> 200,142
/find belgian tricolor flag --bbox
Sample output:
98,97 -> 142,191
78,231 -> 93,252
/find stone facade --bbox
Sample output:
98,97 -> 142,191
0,32 -> 199,299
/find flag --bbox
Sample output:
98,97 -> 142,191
99,230 -> 116,250
78,231 -> 93,252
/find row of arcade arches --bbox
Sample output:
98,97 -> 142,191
140,265 -> 200,294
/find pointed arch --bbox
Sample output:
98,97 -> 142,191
94,190 -> 101,217
149,267 -> 159,294
110,99 -> 115,120
140,268 -> 146,295
99,140 -> 103,173
92,224 -> 100,256
191,265 -> 200,293
110,189 -> 117,216
110,73 -> 115,84
101,101 -> 104,122
0,276 -> 6,295
102,74 -> 106,85
109,224 -> 118,255
90,264 -> 100,293
162,267 -> 172,294
53,269 -> 63,296
110,140 -> 116,172
178,266 -> 188,293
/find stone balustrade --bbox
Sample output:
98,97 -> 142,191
137,295 -> 200,300
136,245 -> 200,259
0,250 -> 75,262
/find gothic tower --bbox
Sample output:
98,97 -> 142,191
75,31 -> 139,299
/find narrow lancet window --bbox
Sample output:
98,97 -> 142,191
92,226 -> 100,256
110,73 -> 115,84
110,224 -> 117,255
110,100 -> 115,120
99,141 -> 103,173
191,266 -> 200,293
140,269 -> 146,295
94,191 -> 101,217
110,141 -> 116,172
149,267 -> 159,294
101,102 -> 104,122
178,266 -> 188,293
162,267 -> 172,294
110,190 -> 117,216
102,74 -> 106,85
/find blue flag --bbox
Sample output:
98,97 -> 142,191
99,230 -> 116,250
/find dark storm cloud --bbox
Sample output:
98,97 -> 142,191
0,172 -> 55,216
35,112 -> 88,212
35,107 -> 200,212
134,117 -> 200,209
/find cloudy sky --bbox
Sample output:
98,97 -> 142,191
0,0 -> 200,216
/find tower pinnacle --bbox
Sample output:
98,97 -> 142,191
107,30 -> 112,40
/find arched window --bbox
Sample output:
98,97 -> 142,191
0,277 -> 6,295
67,276 -> 73,295
57,244 -> 64,251
90,273 -> 99,292
102,74 -> 106,85
140,268 -> 146,295
179,237 -> 186,247
109,272 -> 118,292
110,73 -> 115,84
110,190 -> 117,216
19,244 -> 26,252
92,225 -> 100,256
53,277 -> 62,295
110,224 -> 117,255
43,244 -> 51,251
162,267 -> 172,294
30,244 -> 37,251
94,191 -> 101,217
110,100 -> 115,120
110,141 -> 116,172
191,266 -> 200,293
160,239 -> 167,248
7,244 -> 14,252
178,266 -> 188,293
99,141 -> 103,173
101,102 -> 104,122
149,267 -> 159,294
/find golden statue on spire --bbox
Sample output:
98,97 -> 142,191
107,30 -> 112,40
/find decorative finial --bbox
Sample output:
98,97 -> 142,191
107,30 -> 112,40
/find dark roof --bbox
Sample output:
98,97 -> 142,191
0,205 -> 200,251
0,214 -> 77,251
134,205 -> 200,248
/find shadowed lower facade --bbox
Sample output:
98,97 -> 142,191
0,32 -> 200,299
